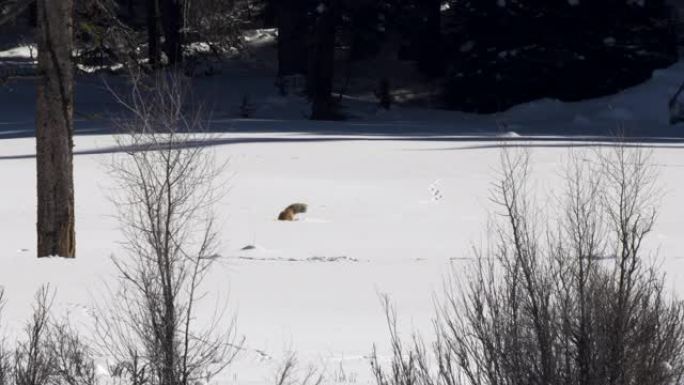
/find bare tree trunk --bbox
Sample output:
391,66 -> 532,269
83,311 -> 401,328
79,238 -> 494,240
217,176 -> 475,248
308,0 -> 337,120
147,0 -> 162,68
28,2 -> 37,28
276,0 -> 309,76
161,0 -> 184,67
36,0 -> 75,258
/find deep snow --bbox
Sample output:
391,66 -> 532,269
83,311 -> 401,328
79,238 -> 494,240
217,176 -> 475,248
2,134 -> 684,385
3,32 -> 684,385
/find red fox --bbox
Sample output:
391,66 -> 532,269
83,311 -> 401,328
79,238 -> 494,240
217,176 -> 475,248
277,203 -> 307,221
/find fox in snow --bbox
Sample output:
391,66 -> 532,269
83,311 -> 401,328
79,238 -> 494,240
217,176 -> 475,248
277,203 -> 307,221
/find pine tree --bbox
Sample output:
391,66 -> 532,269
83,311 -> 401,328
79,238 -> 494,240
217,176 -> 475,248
309,0 -> 338,120
276,0 -> 311,76
147,0 -> 162,68
161,0 -> 184,66
416,0 -> 443,76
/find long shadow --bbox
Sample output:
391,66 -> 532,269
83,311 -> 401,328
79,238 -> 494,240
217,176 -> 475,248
405,140 -> 684,152
4,133 -> 684,161
4,58 -> 684,140
5,115 -> 684,141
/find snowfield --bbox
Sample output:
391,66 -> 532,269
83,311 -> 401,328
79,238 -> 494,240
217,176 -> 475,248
3,35 -> 684,384
2,133 -> 684,385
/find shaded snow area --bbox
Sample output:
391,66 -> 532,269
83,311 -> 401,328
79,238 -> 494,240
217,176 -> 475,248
3,35 -> 684,141
2,134 -> 684,385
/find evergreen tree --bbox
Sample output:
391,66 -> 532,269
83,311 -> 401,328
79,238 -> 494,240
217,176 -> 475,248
147,0 -> 162,68
276,0 -> 312,76
309,0 -> 339,120
161,0 -> 183,66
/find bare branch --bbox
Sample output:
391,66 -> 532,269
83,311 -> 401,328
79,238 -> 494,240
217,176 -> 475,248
96,70 -> 239,385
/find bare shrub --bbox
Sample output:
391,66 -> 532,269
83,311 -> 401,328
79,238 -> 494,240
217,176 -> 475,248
370,295 -> 433,385
14,287 -> 56,385
96,71 -> 241,385
373,143 -> 684,385
0,288 -> 10,385
48,320 -> 98,385
12,286 -> 96,385
274,352 -> 325,385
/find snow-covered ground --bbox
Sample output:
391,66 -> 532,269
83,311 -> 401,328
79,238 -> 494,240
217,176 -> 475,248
2,33 -> 684,385
2,133 -> 684,385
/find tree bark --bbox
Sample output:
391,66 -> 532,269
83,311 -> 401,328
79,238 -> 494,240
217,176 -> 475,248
36,0 -> 75,258
147,0 -> 162,68
309,0 -> 337,120
417,0 -> 443,77
161,0 -> 184,66
276,1 -> 309,76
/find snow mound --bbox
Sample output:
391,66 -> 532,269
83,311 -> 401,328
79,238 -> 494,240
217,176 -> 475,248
498,131 -> 521,138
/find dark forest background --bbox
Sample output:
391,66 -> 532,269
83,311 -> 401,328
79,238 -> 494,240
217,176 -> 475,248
0,0 -> 680,119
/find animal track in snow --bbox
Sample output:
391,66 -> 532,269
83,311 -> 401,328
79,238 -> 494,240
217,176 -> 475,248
428,179 -> 443,202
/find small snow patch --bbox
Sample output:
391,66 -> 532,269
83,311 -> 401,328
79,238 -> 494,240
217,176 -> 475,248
498,131 -> 521,138
603,37 -> 617,47
0,45 -> 36,59
301,217 -> 330,223
460,41 -> 475,53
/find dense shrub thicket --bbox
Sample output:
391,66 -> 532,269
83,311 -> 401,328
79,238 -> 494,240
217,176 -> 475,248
372,145 -> 684,385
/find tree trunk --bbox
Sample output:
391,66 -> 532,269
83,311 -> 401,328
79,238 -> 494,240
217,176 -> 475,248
147,0 -> 162,68
36,0 -> 75,258
161,0 -> 184,67
276,1 -> 309,76
128,0 -> 135,19
28,2 -> 37,28
417,0 -> 443,77
347,0 -> 380,61
309,1 -> 337,120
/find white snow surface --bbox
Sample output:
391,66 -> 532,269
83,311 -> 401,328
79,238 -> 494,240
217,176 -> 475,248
2,134 -> 684,385
0,45 -> 36,59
